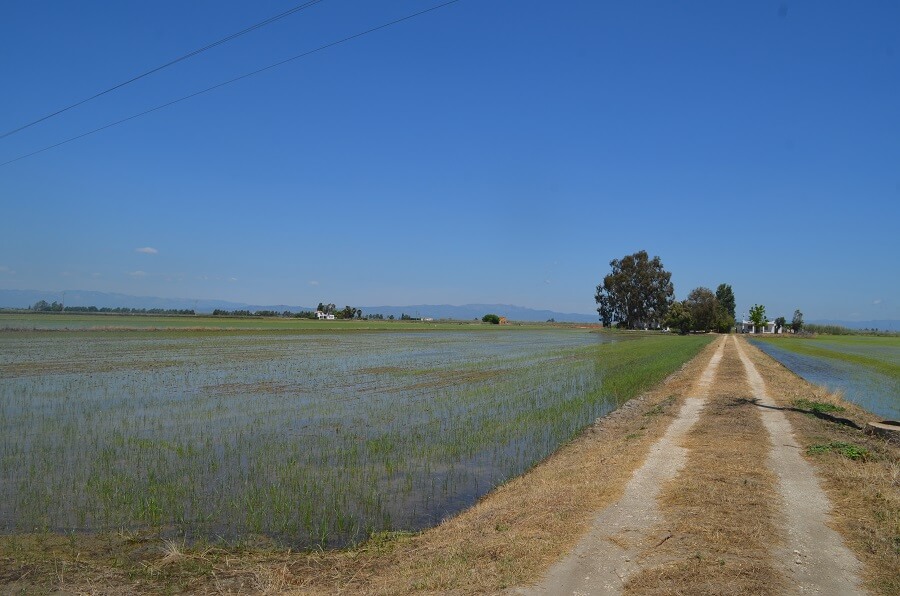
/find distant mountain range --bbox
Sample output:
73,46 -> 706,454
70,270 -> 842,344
0,289 -> 599,323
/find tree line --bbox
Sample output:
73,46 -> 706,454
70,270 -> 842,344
211,309 -> 318,318
30,301 -> 194,315
594,251 -> 736,332
594,250 -> 804,334
208,306 -> 415,321
316,303 -> 363,319
663,285 -> 737,334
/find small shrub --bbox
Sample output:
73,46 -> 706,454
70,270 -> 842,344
794,398 -> 845,414
482,314 -> 500,324
807,441 -> 869,460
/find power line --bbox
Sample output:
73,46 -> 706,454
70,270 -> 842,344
0,0 -> 462,169
0,0 -> 326,141
3,2 -> 464,170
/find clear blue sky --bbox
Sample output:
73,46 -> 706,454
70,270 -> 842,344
1,1 -> 898,321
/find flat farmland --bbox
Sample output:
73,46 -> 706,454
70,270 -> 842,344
0,312 -> 492,331
0,325 -> 711,548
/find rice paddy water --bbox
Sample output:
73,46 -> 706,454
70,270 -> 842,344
0,326 -> 710,548
750,335 -> 900,419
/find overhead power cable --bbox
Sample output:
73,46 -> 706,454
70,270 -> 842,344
0,0 -> 326,140
0,0 -> 462,169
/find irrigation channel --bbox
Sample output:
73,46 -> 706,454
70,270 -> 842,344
750,337 -> 900,419
0,327 -> 710,548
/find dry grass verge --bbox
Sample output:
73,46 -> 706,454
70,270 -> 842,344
1,341 -> 722,595
742,340 -> 900,595
625,338 -> 784,595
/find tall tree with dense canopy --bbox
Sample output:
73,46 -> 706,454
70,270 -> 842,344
715,283 -> 736,319
791,309 -> 804,333
686,287 -> 718,332
338,305 -> 360,319
595,250 -> 674,329
664,301 -> 693,335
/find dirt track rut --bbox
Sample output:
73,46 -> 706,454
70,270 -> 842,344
519,335 -> 863,595
734,337 -> 862,594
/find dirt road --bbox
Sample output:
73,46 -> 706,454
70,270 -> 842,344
521,335 -> 863,595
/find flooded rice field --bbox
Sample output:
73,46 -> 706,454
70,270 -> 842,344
0,328 -> 708,547
750,336 -> 899,419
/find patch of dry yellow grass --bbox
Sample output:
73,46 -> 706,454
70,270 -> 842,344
625,339 -> 784,595
742,340 -> 900,595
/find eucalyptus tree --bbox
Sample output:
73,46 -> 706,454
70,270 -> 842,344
595,250 -> 674,329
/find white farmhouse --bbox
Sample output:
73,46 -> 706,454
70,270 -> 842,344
737,320 -> 778,334
315,311 -> 335,320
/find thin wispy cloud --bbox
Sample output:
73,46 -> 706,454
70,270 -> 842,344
0,265 -> 15,275
309,280 -> 320,286
229,277 -> 238,282
873,298 -> 882,305
128,270 -> 148,278
135,247 -> 158,254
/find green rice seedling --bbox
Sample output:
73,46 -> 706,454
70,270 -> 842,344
0,327 -> 710,548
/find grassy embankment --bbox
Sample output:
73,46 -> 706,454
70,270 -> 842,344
0,331 -> 712,594
803,323 -> 898,336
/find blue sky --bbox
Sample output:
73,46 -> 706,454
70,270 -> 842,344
1,1 -> 898,321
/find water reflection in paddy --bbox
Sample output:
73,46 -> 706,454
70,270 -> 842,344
750,339 -> 899,419
1,329 -> 636,547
